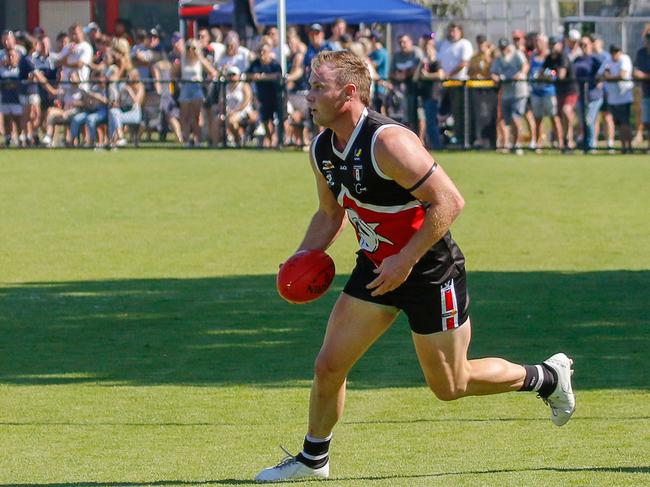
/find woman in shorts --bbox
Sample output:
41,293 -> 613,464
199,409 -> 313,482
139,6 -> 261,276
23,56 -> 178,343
176,38 -> 216,147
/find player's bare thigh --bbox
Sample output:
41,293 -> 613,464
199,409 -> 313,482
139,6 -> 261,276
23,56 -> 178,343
315,293 -> 399,380
410,319 -> 472,400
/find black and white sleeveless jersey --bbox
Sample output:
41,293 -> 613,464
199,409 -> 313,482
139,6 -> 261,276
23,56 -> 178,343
312,108 -> 464,270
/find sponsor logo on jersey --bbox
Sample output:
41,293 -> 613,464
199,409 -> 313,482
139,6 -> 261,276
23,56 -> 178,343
353,165 -> 363,182
322,160 -> 335,170
354,148 -> 362,159
346,208 -> 394,253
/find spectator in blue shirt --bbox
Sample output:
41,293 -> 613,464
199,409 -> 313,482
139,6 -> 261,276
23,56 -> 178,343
368,31 -> 388,113
633,29 -> 650,150
529,34 -> 563,151
303,24 -> 334,86
573,35 -> 603,151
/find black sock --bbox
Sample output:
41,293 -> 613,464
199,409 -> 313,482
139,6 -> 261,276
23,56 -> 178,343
520,364 -> 558,397
295,434 -> 331,469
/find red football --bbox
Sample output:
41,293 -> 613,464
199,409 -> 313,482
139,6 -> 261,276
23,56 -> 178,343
277,250 -> 336,304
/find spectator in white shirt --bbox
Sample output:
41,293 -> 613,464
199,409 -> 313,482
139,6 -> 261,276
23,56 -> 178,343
217,31 -> 251,75
437,22 -> 473,146
60,24 -> 93,89
599,44 -> 634,153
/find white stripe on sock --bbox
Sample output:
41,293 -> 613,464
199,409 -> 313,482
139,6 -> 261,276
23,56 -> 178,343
532,364 -> 545,392
300,451 -> 329,461
305,433 -> 332,443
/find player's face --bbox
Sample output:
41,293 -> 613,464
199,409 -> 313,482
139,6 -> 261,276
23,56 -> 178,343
306,64 -> 346,127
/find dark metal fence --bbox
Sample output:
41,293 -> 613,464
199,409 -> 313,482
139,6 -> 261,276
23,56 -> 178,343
0,77 -> 648,152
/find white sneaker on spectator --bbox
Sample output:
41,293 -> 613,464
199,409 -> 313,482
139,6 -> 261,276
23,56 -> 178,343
42,135 -> 52,148
116,138 -> 128,147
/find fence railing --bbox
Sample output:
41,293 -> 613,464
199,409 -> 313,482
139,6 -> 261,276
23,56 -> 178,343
1,77 -> 648,152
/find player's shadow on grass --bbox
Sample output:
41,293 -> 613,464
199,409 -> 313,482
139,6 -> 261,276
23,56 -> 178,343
0,271 -> 648,389
3,466 -> 650,486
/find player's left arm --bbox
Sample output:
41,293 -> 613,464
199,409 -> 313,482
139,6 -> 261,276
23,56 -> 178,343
366,127 -> 465,296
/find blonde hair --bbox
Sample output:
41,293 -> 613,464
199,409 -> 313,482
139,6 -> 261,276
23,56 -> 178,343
312,50 -> 371,106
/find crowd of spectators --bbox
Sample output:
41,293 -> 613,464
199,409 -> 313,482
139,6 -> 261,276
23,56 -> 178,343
0,19 -> 649,152
389,23 -> 650,153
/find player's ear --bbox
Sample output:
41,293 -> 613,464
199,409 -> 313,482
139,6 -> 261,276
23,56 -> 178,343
344,83 -> 357,99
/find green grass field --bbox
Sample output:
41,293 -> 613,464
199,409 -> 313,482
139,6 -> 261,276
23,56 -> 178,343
1,149 -> 649,486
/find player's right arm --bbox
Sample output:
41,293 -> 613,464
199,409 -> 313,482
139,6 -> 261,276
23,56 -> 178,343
296,146 -> 347,252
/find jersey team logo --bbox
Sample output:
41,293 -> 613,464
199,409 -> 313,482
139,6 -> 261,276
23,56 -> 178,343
346,208 -> 394,253
353,165 -> 363,182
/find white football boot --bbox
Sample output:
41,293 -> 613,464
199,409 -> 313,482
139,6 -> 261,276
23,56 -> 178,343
255,447 -> 329,483
540,353 -> 576,426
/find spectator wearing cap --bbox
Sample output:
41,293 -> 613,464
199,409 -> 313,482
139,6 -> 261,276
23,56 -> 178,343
633,28 -> 650,150
490,38 -> 530,154
599,44 -> 635,152
224,65 -> 257,147
368,30 -> 389,113
529,34 -> 563,152
327,18 -> 347,51
573,36 -> 603,151
544,35 -> 578,150
303,23 -> 335,87
437,22 -> 473,146
85,22 -> 102,52
389,33 -> 421,130
592,34 -> 615,150
169,32 -> 183,65
468,34 -> 498,148
565,29 -> 583,62
247,43 -> 282,147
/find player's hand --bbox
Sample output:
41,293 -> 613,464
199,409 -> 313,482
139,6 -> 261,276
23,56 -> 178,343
366,253 -> 414,296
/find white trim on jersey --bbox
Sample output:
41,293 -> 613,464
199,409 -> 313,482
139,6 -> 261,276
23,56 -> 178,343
310,131 -> 326,172
337,185 -> 422,214
331,107 -> 368,160
370,124 -> 402,180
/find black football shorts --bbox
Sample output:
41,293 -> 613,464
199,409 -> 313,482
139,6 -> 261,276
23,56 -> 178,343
343,250 -> 470,335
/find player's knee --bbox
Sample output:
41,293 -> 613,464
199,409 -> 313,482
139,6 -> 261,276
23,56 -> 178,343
313,353 -> 346,384
428,382 -> 465,401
